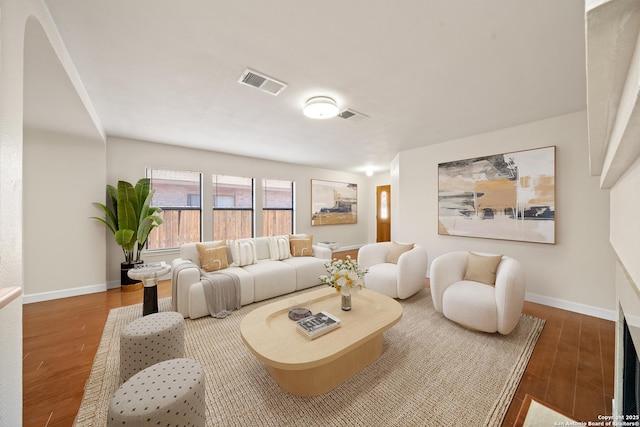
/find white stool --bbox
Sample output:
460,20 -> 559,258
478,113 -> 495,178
108,358 -> 206,427
119,311 -> 184,383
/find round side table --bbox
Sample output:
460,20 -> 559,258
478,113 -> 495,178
127,263 -> 171,316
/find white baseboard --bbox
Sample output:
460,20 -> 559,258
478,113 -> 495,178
22,281 -> 617,322
23,283 -> 108,304
24,276 -> 173,304
525,292 -> 617,321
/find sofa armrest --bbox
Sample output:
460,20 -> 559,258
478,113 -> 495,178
312,245 -> 332,260
429,251 -> 468,312
396,245 -> 428,299
357,242 -> 393,269
171,258 -> 202,317
494,257 -> 525,334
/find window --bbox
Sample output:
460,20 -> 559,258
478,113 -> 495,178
263,179 -> 294,236
380,190 -> 389,220
146,169 -> 202,250
212,175 -> 254,240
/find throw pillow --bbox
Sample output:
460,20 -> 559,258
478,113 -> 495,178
289,234 -> 314,257
385,242 -> 414,264
268,235 -> 291,261
463,252 -> 503,286
196,241 -> 228,272
228,239 -> 258,267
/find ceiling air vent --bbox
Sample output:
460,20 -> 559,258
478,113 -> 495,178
238,68 -> 287,96
338,108 -> 368,122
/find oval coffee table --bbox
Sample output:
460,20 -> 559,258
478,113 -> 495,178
240,287 -> 403,397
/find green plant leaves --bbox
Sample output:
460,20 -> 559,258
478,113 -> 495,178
92,178 -> 163,263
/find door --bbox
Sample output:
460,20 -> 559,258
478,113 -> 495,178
376,185 -> 391,242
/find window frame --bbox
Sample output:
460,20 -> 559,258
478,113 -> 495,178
145,168 -> 203,251
212,174 -> 255,240
262,178 -> 295,236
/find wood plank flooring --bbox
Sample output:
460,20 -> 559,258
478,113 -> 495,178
502,299 -> 615,425
22,283 -> 173,427
22,280 -> 614,426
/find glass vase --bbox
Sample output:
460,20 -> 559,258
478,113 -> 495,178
341,289 -> 352,311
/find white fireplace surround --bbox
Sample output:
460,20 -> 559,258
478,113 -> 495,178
586,0 -> 640,417
616,263 -> 640,415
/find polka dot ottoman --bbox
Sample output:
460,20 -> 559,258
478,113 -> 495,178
119,311 -> 185,383
107,357 -> 206,426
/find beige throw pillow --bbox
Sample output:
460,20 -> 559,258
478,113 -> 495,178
463,252 -> 503,286
385,242 -> 414,264
196,241 -> 228,272
289,234 -> 313,257
228,239 -> 257,267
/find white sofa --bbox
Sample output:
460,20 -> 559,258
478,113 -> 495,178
171,236 -> 331,319
357,242 -> 428,299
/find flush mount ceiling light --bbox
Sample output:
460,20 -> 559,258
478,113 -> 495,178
303,96 -> 339,119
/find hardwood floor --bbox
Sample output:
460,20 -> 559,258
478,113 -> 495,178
502,300 -> 615,425
22,283 -> 173,427
22,280 -> 614,426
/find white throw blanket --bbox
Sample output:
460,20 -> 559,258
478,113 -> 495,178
200,270 -> 241,318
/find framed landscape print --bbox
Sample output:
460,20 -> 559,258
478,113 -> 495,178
438,146 -> 556,244
311,179 -> 357,225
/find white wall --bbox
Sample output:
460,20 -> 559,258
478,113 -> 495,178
0,290 -> 22,427
105,137 -> 374,284
0,0 -> 105,422
23,128 -> 106,296
393,111 -> 617,317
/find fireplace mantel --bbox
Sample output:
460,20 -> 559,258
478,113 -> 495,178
617,264 -> 640,349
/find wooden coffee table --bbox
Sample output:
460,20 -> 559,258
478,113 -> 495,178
240,287 -> 403,396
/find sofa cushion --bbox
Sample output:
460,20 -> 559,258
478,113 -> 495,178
463,252 -> 503,286
364,263 -> 399,299
443,281 -> 497,332
196,241 -> 228,272
228,239 -> 258,267
282,256 -> 326,290
268,235 -> 291,261
242,260 -> 296,302
385,242 -> 414,264
290,234 -> 314,257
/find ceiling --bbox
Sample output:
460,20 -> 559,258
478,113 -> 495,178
38,0 -> 587,174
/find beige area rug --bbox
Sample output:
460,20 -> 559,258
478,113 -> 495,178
74,287 -> 544,427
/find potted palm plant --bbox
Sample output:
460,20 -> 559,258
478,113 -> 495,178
92,178 -> 163,290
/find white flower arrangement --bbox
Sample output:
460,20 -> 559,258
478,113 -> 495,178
319,255 -> 368,293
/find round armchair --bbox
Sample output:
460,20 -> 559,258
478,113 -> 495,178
357,242 -> 428,299
430,251 -> 525,335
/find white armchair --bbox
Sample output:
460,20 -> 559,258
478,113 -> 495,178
430,251 -> 525,335
357,242 -> 428,299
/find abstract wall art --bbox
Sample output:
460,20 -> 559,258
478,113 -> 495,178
311,179 -> 357,226
438,146 -> 556,244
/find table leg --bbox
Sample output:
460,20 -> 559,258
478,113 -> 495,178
143,279 -> 159,316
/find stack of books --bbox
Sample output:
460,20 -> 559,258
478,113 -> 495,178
318,241 -> 339,250
133,261 -> 168,271
296,311 -> 341,340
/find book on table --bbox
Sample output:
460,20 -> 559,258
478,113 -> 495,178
296,311 -> 341,340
